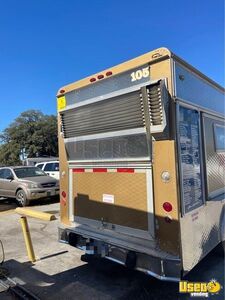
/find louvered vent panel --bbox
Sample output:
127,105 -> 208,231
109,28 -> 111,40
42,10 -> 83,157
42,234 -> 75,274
147,83 -> 163,126
61,90 -> 145,138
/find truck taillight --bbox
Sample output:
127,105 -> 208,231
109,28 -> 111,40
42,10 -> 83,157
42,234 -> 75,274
163,202 -> 172,212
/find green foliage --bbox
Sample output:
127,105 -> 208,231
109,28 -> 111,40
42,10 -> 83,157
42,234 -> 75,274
0,110 -> 58,166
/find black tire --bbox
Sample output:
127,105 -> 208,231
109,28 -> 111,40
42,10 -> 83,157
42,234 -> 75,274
215,241 -> 225,257
51,195 -> 60,202
16,189 -> 29,207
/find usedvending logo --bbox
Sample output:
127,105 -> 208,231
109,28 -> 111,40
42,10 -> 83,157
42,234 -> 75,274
179,279 -> 222,297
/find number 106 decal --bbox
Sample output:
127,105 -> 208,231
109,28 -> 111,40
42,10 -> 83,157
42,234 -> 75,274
130,67 -> 150,82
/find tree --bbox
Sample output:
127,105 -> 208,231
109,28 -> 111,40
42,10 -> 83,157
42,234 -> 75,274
0,110 -> 58,166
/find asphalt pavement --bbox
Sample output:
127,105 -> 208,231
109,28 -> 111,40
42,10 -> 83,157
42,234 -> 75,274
0,198 -> 224,300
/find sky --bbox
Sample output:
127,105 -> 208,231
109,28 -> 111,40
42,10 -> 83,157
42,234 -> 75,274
0,0 -> 224,132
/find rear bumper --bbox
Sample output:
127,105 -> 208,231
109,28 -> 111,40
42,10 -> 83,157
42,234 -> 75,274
58,227 -> 181,281
26,187 -> 59,200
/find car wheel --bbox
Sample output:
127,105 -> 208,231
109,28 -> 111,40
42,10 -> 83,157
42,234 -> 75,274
16,189 -> 29,207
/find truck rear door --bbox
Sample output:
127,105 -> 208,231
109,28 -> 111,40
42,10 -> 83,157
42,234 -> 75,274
60,79 -> 167,244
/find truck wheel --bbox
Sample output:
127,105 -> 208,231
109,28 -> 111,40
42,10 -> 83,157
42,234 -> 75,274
16,189 -> 29,207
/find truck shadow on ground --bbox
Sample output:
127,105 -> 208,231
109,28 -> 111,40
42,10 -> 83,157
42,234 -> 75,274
1,244 -> 224,300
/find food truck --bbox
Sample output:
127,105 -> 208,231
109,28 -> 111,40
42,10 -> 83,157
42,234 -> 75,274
57,48 -> 225,281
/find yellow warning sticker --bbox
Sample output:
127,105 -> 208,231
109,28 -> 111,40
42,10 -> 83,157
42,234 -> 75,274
57,96 -> 66,111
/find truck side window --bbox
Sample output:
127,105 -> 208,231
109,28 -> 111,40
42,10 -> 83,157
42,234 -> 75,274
214,124 -> 225,153
53,163 -> 59,171
44,163 -> 59,172
44,163 -> 53,171
36,163 -> 44,169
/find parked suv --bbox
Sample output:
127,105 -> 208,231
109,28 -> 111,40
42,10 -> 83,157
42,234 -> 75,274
36,161 -> 59,180
0,166 -> 59,206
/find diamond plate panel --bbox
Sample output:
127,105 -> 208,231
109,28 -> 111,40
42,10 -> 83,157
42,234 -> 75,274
180,201 -> 222,271
181,115 -> 225,271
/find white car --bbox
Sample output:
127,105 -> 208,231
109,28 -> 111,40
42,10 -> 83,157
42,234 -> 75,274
36,161 -> 59,180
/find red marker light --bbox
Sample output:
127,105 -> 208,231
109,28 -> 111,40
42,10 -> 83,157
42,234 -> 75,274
90,77 -> 96,82
61,191 -> 66,198
117,168 -> 134,173
97,74 -> 104,80
106,71 -> 113,76
163,202 -> 173,212
59,89 -> 65,94
73,168 -> 84,173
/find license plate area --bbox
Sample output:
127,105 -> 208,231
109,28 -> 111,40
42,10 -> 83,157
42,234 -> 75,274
47,190 -> 55,196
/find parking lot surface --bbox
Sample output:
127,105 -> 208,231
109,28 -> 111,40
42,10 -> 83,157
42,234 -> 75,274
0,198 -> 224,300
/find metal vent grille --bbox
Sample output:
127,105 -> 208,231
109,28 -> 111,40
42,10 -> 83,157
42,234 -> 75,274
146,81 -> 167,133
147,83 -> 163,125
61,90 -> 145,138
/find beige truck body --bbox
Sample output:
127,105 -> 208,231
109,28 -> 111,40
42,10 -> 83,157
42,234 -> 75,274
57,48 -> 225,281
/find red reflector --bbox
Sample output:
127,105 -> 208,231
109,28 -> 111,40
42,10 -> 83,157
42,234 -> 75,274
106,71 -> 112,76
90,77 -> 96,82
73,168 -> 85,173
59,89 -> 65,94
97,74 -> 104,79
93,168 -> 107,173
61,191 -> 66,198
163,202 -> 173,212
117,168 -> 134,173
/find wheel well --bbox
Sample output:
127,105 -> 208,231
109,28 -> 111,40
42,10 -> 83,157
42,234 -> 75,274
15,188 -> 24,196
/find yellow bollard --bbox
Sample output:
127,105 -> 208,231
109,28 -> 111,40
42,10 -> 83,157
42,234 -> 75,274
20,216 -> 36,263
16,207 -> 56,221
